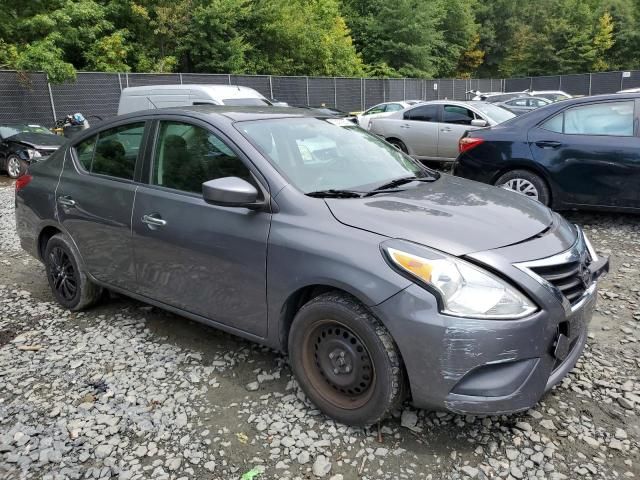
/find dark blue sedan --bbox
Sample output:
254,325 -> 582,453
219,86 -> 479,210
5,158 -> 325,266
454,93 -> 640,211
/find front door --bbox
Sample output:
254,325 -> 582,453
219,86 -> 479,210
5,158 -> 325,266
131,120 -> 271,336
529,99 -> 640,209
56,121 -> 147,289
437,104 -> 478,160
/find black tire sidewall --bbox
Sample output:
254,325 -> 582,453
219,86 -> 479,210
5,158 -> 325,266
388,139 -> 408,153
496,170 -> 550,206
44,235 -> 85,310
289,297 -> 402,426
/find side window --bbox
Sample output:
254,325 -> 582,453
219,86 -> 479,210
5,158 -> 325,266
92,123 -> 145,179
385,104 -> 404,112
564,101 -> 634,136
365,105 -> 386,115
74,136 -> 97,171
152,121 -> 251,194
541,114 -> 563,133
443,105 -> 475,125
404,105 -> 438,122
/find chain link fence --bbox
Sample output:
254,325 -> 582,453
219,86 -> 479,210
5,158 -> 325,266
1,69 -> 639,126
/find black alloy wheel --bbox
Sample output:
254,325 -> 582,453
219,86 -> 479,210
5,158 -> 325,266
48,246 -> 78,302
44,233 -> 102,311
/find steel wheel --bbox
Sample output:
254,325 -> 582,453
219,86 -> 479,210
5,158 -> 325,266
302,320 -> 375,410
7,156 -> 22,179
48,246 -> 78,302
500,178 -> 539,200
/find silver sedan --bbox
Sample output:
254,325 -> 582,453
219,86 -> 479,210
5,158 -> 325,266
369,100 -> 515,163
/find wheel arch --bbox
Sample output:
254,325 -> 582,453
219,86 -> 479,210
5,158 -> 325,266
37,225 -> 63,261
279,284 -> 386,353
384,137 -> 410,154
491,162 -> 554,207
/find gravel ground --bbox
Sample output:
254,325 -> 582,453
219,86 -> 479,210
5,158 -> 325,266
0,176 -> 639,480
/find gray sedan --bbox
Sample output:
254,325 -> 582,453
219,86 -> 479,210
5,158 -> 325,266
369,100 -> 515,163
15,106 -> 607,426
497,96 -> 552,115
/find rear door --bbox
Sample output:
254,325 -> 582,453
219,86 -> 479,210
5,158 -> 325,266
528,99 -> 640,208
131,118 -> 271,336
437,104 -> 477,160
56,121 -> 148,289
399,105 -> 440,158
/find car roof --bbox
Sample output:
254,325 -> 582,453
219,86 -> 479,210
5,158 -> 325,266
120,84 -> 265,99
415,100 -> 493,107
529,90 -> 570,94
110,105 -> 332,125
550,92 -> 640,104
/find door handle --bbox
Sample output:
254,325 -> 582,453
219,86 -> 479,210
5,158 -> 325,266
440,127 -> 452,132
57,196 -> 76,207
535,141 -> 561,149
142,214 -> 167,228
400,124 -> 411,129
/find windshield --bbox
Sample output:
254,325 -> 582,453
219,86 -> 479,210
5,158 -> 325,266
221,98 -> 271,106
236,117 -> 427,193
472,103 -> 516,124
0,124 -> 52,138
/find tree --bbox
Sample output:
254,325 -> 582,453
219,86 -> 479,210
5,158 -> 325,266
176,0 -> 250,73
342,0 -> 447,77
246,0 -> 363,76
592,11 -> 615,71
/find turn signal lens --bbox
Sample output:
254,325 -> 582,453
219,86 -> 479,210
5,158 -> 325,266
389,249 -> 433,282
459,137 -> 484,153
15,174 -> 32,192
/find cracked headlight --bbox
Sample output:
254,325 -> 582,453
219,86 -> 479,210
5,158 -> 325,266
26,149 -> 42,159
384,242 -> 537,319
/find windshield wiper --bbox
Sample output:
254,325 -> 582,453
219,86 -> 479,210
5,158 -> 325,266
372,174 -> 438,192
306,189 -> 364,198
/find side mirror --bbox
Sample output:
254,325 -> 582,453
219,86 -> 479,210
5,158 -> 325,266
202,177 -> 262,209
471,119 -> 488,127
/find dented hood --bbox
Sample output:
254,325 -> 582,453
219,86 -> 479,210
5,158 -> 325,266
7,132 -> 66,149
325,174 -> 553,256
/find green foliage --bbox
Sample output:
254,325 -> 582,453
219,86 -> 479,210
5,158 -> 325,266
0,0 -> 635,81
245,0 -> 363,76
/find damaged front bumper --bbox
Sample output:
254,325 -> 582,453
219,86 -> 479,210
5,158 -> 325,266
373,225 -> 609,416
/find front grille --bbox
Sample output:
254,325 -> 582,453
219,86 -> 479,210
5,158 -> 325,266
530,260 -> 588,305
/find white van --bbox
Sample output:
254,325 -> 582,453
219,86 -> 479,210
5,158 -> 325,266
117,84 -> 271,115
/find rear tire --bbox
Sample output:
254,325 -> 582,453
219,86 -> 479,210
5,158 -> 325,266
495,169 -> 550,206
6,155 -> 26,179
44,234 -> 102,311
288,292 -> 407,426
387,138 -> 408,154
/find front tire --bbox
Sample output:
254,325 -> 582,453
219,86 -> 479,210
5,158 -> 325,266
495,169 -> 550,206
6,154 -> 26,179
387,138 -> 408,154
288,292 -> 407,426
44,233 -> 102,311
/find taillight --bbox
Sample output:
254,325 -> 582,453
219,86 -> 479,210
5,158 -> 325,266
459,137 -> 484,154
15,174 -> 32,192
